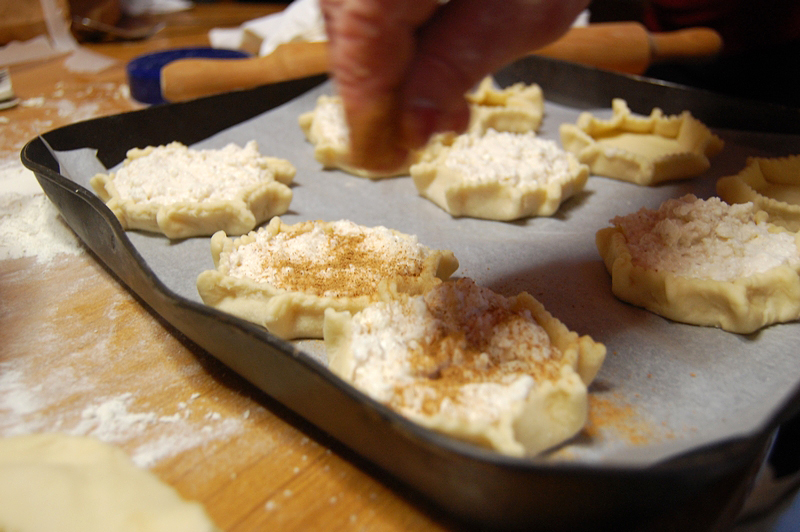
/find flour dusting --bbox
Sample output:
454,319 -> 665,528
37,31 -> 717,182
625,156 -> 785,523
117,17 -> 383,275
0,161 -> 83,263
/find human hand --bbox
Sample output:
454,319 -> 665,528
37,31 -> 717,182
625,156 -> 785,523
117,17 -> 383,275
320,0 -> 589,172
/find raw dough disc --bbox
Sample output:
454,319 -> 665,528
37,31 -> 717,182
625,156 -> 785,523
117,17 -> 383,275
0,433 -> 220,532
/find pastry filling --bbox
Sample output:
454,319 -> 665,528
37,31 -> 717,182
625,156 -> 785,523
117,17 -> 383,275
612,195 -> 800,281
112,141 -> 279,204
308,96 -> 349,146
441,130 -> 575,186
346,279 -> 564,425
224,220 -> 431,297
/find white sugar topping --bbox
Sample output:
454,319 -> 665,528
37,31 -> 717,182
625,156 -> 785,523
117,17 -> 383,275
112,141 -> 279,204
312,98 -> 349,146
346,279 -> 558,425
443,130 -> 575,186
613,195 -> 800,281
225,220 -> 429,297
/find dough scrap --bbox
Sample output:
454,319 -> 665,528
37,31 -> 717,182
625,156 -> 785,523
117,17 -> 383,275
560,99 -> 724,185
197,217 -> 459,339
324,278 -> 606,456
717,154 -> 800,231
410,129 -> 589,220
465,76 -> 544,134
0,433 -> 219,532
596,194 -> 800,333
90,141 -> 295,239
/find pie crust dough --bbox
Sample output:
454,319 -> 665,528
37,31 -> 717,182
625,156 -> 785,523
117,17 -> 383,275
323,278 -> 606,456
596,195 -> 800,333
410,129 -> 589,220
0,433 -> 219,532
196,217 -> 459,340
90,141 -> 295,239
717,154 -> 800,232
560,99 -> 724,185
465,76 -> 544,134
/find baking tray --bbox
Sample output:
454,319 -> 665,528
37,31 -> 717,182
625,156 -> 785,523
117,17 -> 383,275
21,56 -> 800,531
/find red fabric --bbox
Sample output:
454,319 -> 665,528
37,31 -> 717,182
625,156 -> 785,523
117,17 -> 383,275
643,0 -> 800,54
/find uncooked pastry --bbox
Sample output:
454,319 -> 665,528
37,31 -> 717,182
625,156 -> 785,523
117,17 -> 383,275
717,154 -> 800,231
90,140 -> 295,239
560,99 -> 724,185
297,78 -> 543,179
0,433 -> 219,532
596,194 -> 800,333
324,278 -> 606,456
196,217 -> 459,339
410,129 -> 589,220
465,76 -> 544,134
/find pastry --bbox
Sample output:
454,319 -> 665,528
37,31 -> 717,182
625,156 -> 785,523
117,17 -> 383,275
90,141 -> 295,239
324,278 -> 606,456
298,78 -> 544,179
410,129 -> 589,220
465,76 -> 545,134
596,194 -> 800,333
196,217 -> 459,339
717,154 -> 800,231
560,99 -> 724,185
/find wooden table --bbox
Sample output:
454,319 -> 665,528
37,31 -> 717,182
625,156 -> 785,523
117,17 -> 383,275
0,4 -> 454,530
3,4 -> 799,531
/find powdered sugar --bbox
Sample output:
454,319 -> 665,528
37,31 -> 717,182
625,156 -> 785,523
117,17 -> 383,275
443,129 -> 576,186
613,195 -> 800,281
345,279 -> 559,424
111,140 -> 286,204
226,220 -> 429,297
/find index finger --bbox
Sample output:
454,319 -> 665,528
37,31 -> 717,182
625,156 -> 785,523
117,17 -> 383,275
321,0 -> 442,172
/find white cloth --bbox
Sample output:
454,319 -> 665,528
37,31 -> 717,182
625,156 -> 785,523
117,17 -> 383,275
209,0 -> 325,56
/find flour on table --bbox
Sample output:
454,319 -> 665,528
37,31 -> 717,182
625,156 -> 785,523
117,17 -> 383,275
0,161 -> 83,263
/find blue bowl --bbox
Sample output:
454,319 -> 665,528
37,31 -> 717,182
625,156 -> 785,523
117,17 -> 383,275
127,47 -> 250,104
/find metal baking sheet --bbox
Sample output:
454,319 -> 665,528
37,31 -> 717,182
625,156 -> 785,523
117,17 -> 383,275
22,57 -> 800,530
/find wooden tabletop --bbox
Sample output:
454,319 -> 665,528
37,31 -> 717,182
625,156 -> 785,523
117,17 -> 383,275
0,3 -> 454,530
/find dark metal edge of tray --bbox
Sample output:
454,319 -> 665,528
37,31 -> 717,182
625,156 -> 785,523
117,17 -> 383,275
19,59 -> 799,530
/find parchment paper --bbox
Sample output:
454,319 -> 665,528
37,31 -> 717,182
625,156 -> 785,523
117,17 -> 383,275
54,80 -> 800,466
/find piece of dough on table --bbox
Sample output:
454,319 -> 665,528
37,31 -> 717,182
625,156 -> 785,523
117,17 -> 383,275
0,433 -> 219,532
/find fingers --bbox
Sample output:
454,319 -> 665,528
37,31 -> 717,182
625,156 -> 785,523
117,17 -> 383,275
321,0 -> 590,172
321,0 -> 441,172
401,0 -> 590,148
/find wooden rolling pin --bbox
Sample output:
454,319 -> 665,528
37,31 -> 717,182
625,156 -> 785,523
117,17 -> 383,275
160,22 -> 723,103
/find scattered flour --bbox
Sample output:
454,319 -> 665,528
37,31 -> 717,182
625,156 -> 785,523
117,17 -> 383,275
0,161 -> 83,263
0,366 -> 244,469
